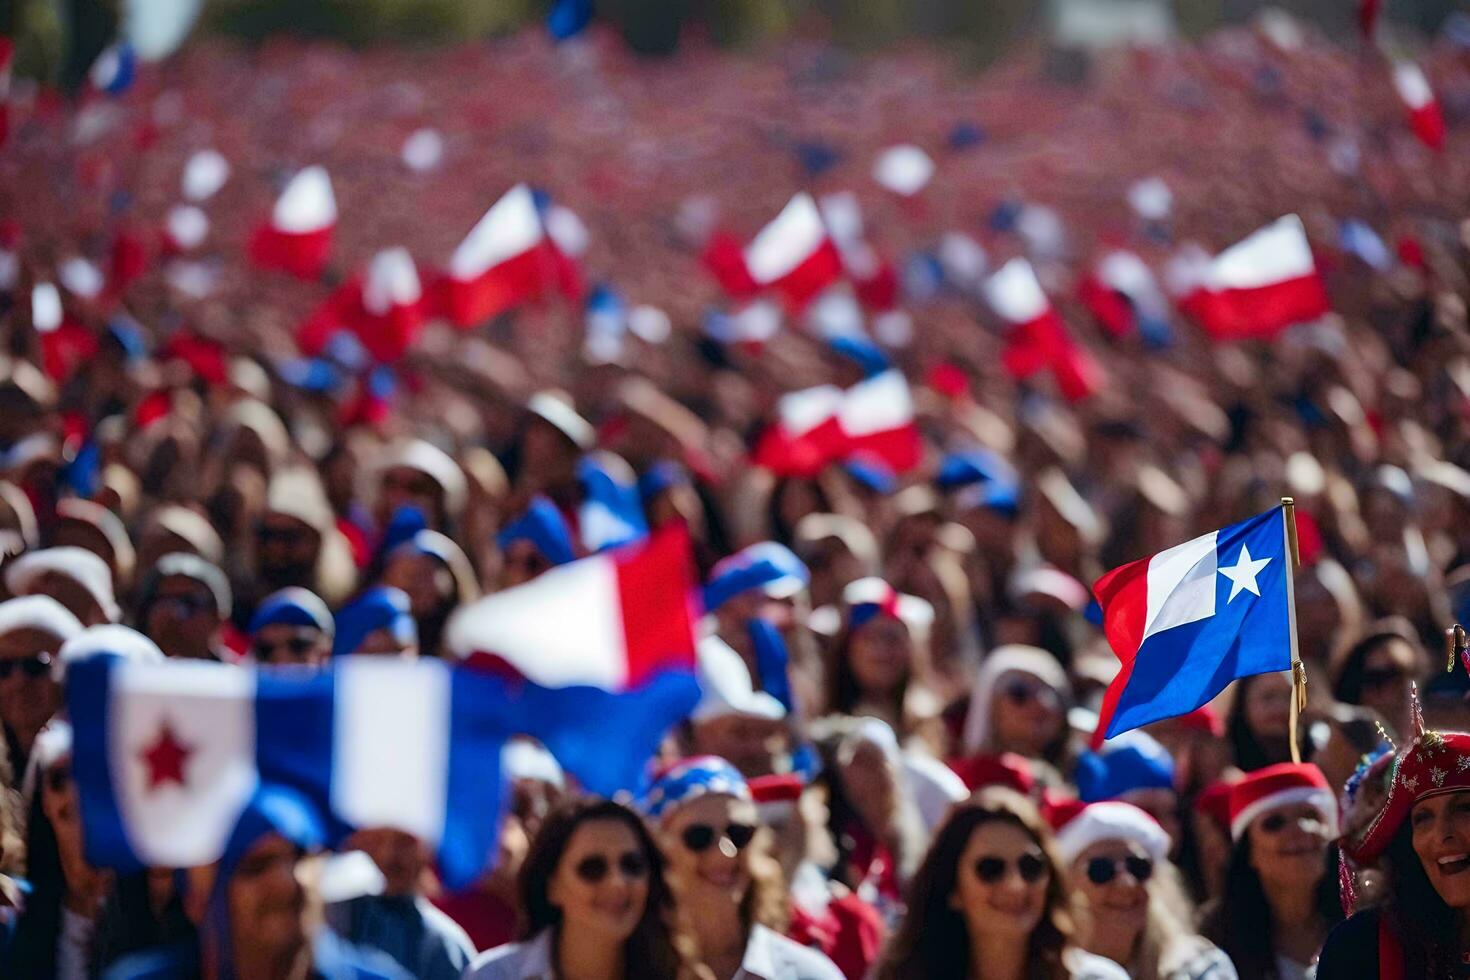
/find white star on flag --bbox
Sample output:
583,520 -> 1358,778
1218,544 -> 1271,602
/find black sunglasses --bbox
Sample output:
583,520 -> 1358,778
1085,855 -> 1154,886
253,636 -> 319,660
0,652 -> 52,680
1002,679 -> 1054,706
974,851 -> 1048,884
681,822 -> 757,853
574,851 -> 649,884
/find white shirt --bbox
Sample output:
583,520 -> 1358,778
460,924 -> 845,980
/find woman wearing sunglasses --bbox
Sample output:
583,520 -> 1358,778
463,797 -> 685,980
1201,763 -> 1343,980
1056,802 -> 1235,979
957,645 -> 1074,781
643,756 -> 844,980
874,788 -> 1126,979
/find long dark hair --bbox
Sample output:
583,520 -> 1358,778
1384,811 -> 1459,977
1226,673 -> 1300,772
874,788 -> 1074,980
518,798 -> 683,980
1202,828 -> 1343,979
1331,621 -> 1422,711
825,620 -> 911,724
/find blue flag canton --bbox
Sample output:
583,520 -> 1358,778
1108,506 -> 1293,739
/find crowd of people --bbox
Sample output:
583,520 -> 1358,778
2,12 -> 1470,980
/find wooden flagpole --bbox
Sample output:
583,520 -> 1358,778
1282,497 -> 1307,764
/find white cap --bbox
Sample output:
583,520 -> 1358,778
55,624 -> 164,683
1055,801 -> 1170,865
0,595 -> 84,644
692,635 -> 786,724
961,644 -> 1070,755
6,547 -> 120,622
501,738 -> 565,789
380,439 -> 467,519
527,391 -> 595,451
843,577 -> 935,631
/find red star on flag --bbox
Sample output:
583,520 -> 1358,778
140,722 -> 192,790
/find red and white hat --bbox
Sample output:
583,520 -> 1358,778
749,773 -> 804,822
1228,762 -> 1337,842
1348,730 -> 1470,862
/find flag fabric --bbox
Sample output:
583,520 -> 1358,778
577,454 -> 649,553
444,525 -> 702,790
1177,215 -> 1330,340
1393,63 -> 1445,152
298,248 -> 426,364
708,194 -> 844,312
248,166 -> 337,280
1078,249 -> 1172,347
89,42 -> 138,96
986,258 -> 1103,402
1090,506 -> 1294,747
437,184 -> 583,326
752,369 -> 921,477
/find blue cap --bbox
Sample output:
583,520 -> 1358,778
842,454 -> 897,495
332,586 -> 416,658
1075,732 -> 1175,803
703,542 -> 809,613
249,587 -> 334,639
640,756 -> 750,820
936,449 -> 1021,516
497,497 -> 577,567
220,785 -> 325,877
828,336 -> 890,378
638,460 -> 690,502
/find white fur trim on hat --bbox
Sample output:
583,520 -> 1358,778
6,547 -> 120,622
0,595 -> 85,643
1056,801 -> 1170,865
1230,786 -> 1338,842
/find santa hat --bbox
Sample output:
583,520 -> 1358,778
749,773 -> 804,822
1228,762 -> 1337,842
1055,801 -> 1170,865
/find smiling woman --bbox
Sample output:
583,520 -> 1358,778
1325,730 -> 1470,978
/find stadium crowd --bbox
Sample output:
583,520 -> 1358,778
3,13 -> 1470,979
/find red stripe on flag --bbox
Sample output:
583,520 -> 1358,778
1192,274 -> 1330,340
1089,554 -> 1151,749
770,240 -> 844,311
248,225 -> 334,281
615,525 -> 699,687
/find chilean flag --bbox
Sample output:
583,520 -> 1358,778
445,525 -> 702,789
1091,506 -> 1294,747
1178,215 -> 1331,340
705,194 -> 843,312
1079,250 -> 1172,347
299,248 -> 427,364
986,258 -> 1103,403
752,369 -> 921,477
248,166 -> 337,280
438,184 -> 583,327
1393,63 -> 1446,152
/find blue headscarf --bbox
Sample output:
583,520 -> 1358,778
1075,732 -> 1176,803
936,449 -> 1021,517
702,542 -> 809,613
331,586 -> 416,658
640,756 -> 749,820
496,497 -> 577,567
248,587 -> 334,640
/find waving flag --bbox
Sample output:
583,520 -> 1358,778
438,184 -> 583,326
986,258 -> 1103,402
248,166 -> 337,280
1091,506 -> 1293,747
1178,215 -> 1330,340
89,42 -> 138,96
299,248 -> 426,364
1079,249 -> 1172,347
753,369 -> 921,477
446,526 -> 701,790
705,194 -> 843,312
1393,63 -> 1445,152
577,454 -> 649,553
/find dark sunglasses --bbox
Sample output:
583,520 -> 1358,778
974,851 -> 1048,884
1085,855 -> 1154,886
0,652 -> 52,680
1360,667 -> 1406,689
680,822 -> 757,853
1002,679 -> 1054,706
253,636 -> 319,660
574,851 -> 650,884
1260,811 -> 1322,834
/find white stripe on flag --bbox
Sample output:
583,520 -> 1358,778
445,555 -> 628,689
1142,530 -> 1219,642
745,194 -> 828,285
449,184 -> 544,280
332,659 -> 451,844
838,370 -> 913,436
113,661 -> 258,868
985,258 -> 1050,324
1209,215 -> 1316,291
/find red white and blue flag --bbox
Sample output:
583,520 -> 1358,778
752,369 -> 921,477
1177,215 -> 1331,340
1091,506 -> 1294,747
248,166 -> 337,280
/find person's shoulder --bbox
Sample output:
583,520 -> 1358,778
1064,947 -> 1131,980
461,933 -> 554,980
1160,934 -> 1238,980
1317,907 -> 1384,980
749,924 -> 846,980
